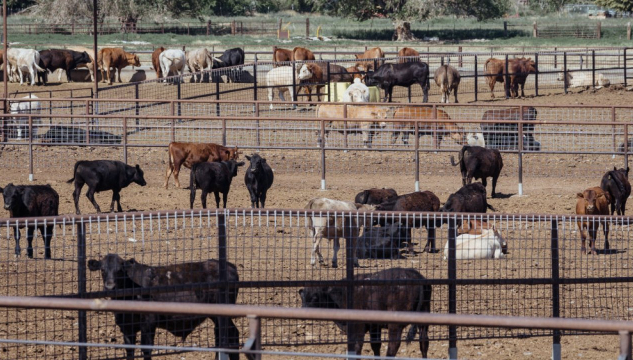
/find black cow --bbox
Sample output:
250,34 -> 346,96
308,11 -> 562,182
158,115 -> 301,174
88,254 -> 242,360
450,146 -> 504,198
480,106 -> 541,151
376,191 -> 441,253
441,183 -> 496,213
190,159 -> 245,209
67,160 -> 147,215
212,48 -> 245,69
38,49 -> 91,84
354,188 -> 398,205
0,184 -> 59,259
600,167 -> 631,215
299,268 -> 431,358
364,62 -> 430,103
244,154 -> 274,208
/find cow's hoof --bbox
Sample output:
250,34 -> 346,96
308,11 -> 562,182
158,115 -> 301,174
331,263 -> 338,268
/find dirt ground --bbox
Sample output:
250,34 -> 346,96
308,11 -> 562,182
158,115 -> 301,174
1,82 -> 633,359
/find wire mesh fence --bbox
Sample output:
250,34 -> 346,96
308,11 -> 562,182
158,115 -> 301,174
0,210 -> 632,358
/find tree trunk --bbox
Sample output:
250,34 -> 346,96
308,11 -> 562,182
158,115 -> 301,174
393,21 -> 415,41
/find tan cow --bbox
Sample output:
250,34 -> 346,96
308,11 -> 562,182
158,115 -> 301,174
164,142 -> 240,189
397,47 -> 419,63
576,187 -> 611,255
355,47 -> 385,72
272,47 -> 293,67
434,65 -> 461,103
385,106 -> 466,148
316,104 -> 398,148
186,48 -> 213,83
97,48 -> 141,85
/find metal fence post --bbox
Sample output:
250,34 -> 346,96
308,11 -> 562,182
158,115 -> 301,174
217,212 -> 229,360
292,60 -> 297,106
28,115 -> 33,182
327,61 -> 331,103
625,124 -> 629,168
123,117 -> 128,164
134,82 -> 139,127
625,48 -> 628,88
414,120 -> 420,192
619,331 -> 632,360
518,106 -> 524,196
448,216 -> 457,359
474,55 -> 478,101
504,54 -> 510,99
255,102 -> 261,148
592,50 -> 596,90
253,62 -> 258,106
77,220 -> 88,360
345,212 -> 355,359
320,119 -> 326,190
551,219 -> 561,360
534,53 -> 539,97
176,80 -> 182,118
563,52 -> 568,94
216,74 -> 221,117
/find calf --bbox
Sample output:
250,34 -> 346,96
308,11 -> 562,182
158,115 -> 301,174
67,160 -> 147,215
600,167 -> 631,215
466,132 -> 486,147
387,106 -> 465,148
296,62 -> 324,102
450,146 -> 503,198
356,222 -> 402,259
266,66 -> 297,110
0,184 -> 58,259
190,160 -> 245,209
316,104 -> 393,148
97,48 -> 141,85
151,46 -> 165,78
365,62 -> 430,103
244,153 -> 274,208
376,191 -> 441,253
443,227 -> 506,260
441,183 -> 495,214
557,71 -> 610,88
272,47 -> 293,66
354,188 -> 398,205
299,268 -> 431,358
164,142 -> 240,189
305,198 -> 375,268
576,187 -> 611,255
88,254 -> 241,360
9,94 -> 41,139
342,78 -> 370,103
434,64 -> 461,103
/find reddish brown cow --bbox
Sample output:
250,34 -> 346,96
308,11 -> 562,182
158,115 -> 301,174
151,46 -> 165,78
485,57 -> 537,99
386,106 -> 466,148
164,142 -> 240,189
273,47 -> 293,67
576,187 -> 611,255
97,48 -> 141,85
346,66 -> 365,81
355,47 -> 385,72
397,47 -> 419,63
292,46 -> 315,62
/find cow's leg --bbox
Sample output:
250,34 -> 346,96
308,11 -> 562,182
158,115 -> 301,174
419,323 -> 430,358
491,175 -> 499,198
164,161 -> 174,189
140,323 -> 157,360
622,198 -> 628,216
200,190 -> 208,209
26,226 -> 35,258
331,238 -> 340,268
248,189 -> 258,208
578,223 -> 587,253
369,326 -> 382,356
386,325 -> 404,356
521,83 -> 526,98
86,186 -> 101,213
481,177 -> 489,195
12,226 -> 21,256
388,86 -> 394,102
72,181 -> 84,215
214,191 -> 221,208
401,131 -> 410,146
454,86 -> 459,103
112,190 -> 122,212
222,191 -> 228,208
311,234 -> 324,266
421,83 -> 429,103
268,88 -> 274,110
41,225 -> 53,259
260,190 -> 267,208
603,220 -> 610,251
391,131 -> 400,145
172,160 -> 182,188
121,329 -> 137,360
17,67 -> 24,86
589,224 -> 598,255
117,67 -> 123,83
29,66 -> 36,86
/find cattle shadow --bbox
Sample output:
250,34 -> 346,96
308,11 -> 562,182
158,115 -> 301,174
597,248 -> 626,255
491,192 -> 514,199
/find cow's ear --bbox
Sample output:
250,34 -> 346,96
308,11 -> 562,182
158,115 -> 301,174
354,54 -> 359,59
87,259 -> 101,271
627,167 -> 630,175
0,186 -> 3,193
298,289 -> 304,296
576,193 -> 584,199
135,164 -> 140,170
245,155 -> 251,161
614,166 -> 618,171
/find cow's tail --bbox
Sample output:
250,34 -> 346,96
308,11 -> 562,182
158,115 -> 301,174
33,53 -> 45,73
190,163 -> 197,191
66,161 -> 84,183
406,282 -> 431,343
304,199 -> 315,238
609,170 -> 626,204
486,203 -> 497,212
484,58 -> 493,73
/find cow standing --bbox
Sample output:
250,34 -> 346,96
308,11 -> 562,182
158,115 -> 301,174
398,47 -> 420,63
481,106 -> 540,151
272,47 -> 293,66
299,268 -> 431,358
67,160 -> 147,215
88,254 -> 242,360
164,142 -> 240,189
354,188 -> 398,205
190,160 -> 245,209
576,187 -> 611,255
37,49 -> 91,84
354,47 -> 385,72
67,46 -> 97,81
365,62 -> 430,103
600,167 -> 631,215
441,183 -> 496,213
244,154 -> 274,208
7,48 -> 46,86
434,64 -> 461,103
1,184 -> 59,259
450,146 -> 503,198
485,57 -> 537,99
97,48 -> 141,85
186,48 -> 213,83
151,46 -> 165,78
159,49 -> 186,83
387,106 -> 465,148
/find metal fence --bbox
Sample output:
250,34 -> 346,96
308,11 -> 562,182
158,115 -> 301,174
0,209 -> 633,359
0,99 -> 632,191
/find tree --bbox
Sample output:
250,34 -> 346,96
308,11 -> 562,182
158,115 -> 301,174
594,0 -> 633,12
310,0 -> 510,41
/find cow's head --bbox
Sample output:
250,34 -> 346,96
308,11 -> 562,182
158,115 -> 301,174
491,225 -> 508,254
128,164 -> 146,187
225,147 -> 240,161
0,183 -> 20,211
556,72 -> 572,82
298,287 -> 341,309
297,64 -> 313,81
523,57 -> 537,74
225,160 -> 245,178
127,53 -> 141,67
79,51 -> 91,64
245,153 -> 267,174
88,254 -> 128,291
466,132 -> 486,147
577,189 -> 610,214
344,78 -> 370,103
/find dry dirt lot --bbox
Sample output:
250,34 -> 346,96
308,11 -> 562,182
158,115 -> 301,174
1,82 -> 632,359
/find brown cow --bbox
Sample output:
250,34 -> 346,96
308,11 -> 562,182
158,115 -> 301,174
355,47 -> 385,72
576,187 -> 611,255
346,66 -> 365,81
398,47 -> 419,63
272,47 -> 293,67
151,46 -> 165,78
485,57 -> 537,99
386,106 -> 466,148
292,46 -> 315,62
164,142 -> 240,189
97,48 -> 141,85
434,65 -> 460,103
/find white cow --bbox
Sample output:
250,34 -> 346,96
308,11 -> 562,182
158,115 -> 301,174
557,71 -> 611,88
305,197 -> 375,268
159,49 -> 186,84
10,95 -> 41,139
66,46 -> 95,81
466,132 -> 486,147
186,48 -> 213,83
267,66 -> 296,110
342,78 -> 370,103
7,48 -> 45,86
443,227 -> 507,260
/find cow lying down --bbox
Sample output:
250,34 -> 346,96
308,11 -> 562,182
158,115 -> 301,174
557,71 -> 610,89
443,226 -> 507,260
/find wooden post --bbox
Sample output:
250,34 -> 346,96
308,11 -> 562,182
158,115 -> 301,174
231,20 -> 236,35
533,21 -> 538,38
306,18 -> 309,38
206,20 -> 210,36
597,21 -> 601,39
458,46 -> 463,67
503,21 -> 508,38
628,22 -> 631,41
278,18 -> 282,34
